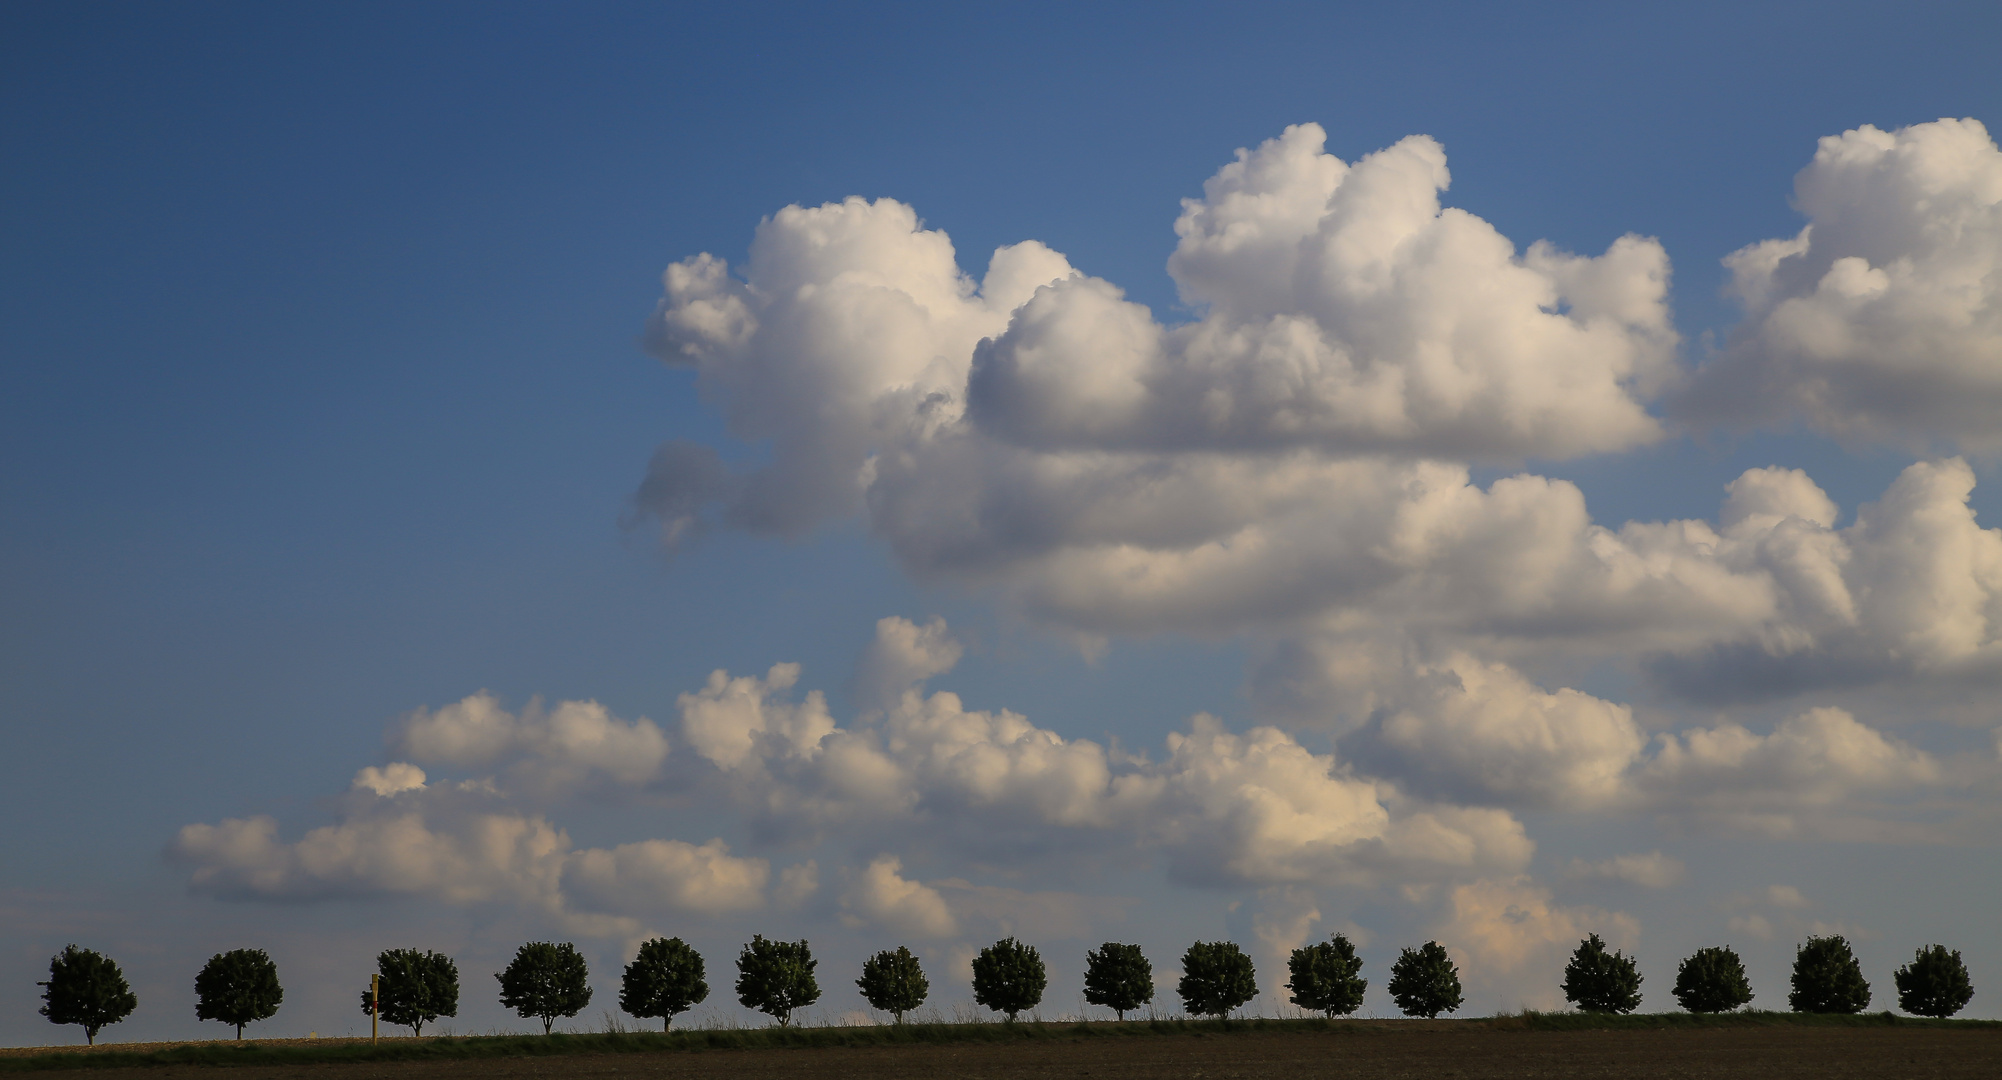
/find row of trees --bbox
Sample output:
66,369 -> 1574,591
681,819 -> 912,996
1558,934 -> 1975,1019
38,947 -> 283,1045
36,932 -> 1977,1044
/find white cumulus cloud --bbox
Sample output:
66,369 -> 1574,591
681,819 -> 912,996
393,692 -> 670,793
970,124 -> 1676,460
1682,118 -> 2002,449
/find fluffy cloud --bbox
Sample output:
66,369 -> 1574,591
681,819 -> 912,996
636,121 -> 2002,720
171,807 -> 571,907
678,664 -> 835,773
970,125 -> 1675,460
853,616 -> 964,712
1682,118 -> 2002,449
637,126 -> 1673,563
840,855 -> 958,939
1638,706 -> 1939,828
352,762 -> 427,797
1346,654 -> 1646,808
1309,649 -> 1943,821
638,199 -> 1077,539
394,692 -> 670,792
170,786 -> 770,928
673,619 -> 1533,886
563,838 -> 771,919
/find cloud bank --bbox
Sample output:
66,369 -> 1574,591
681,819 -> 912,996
168,117 -> 2002,1014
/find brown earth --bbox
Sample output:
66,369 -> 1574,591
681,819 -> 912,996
23,1026 -> 2002,1079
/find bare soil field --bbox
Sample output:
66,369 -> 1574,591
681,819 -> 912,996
14,1024 -> 2002,1080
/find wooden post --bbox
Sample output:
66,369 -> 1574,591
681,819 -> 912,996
371,973 -> 379,1044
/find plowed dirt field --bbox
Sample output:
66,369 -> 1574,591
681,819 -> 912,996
22,1025 -> 2002,1079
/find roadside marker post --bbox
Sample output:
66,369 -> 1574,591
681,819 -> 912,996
371,973 -> 379,1044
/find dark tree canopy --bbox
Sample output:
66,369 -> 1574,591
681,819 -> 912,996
496,942 -> 593,1035
971,937 -> 1047,1021
194,948 -> 283,1039
1178,941 -> 1258,1019
622,937 -> 709,1031
1083,942 -> 1154,1021
1387,941 -> 1463,1019
734,936 -> 820,1027
855,946 -> 929,1023
39,945 -> 137,1046
1561,934 -> 1643,1014
1673,946 -> 1754,1014
1287,934 -> 1367,1018
360,949 -> 459,1036
1895,945 -> 1975,1018
1790,936 -> 1872,1014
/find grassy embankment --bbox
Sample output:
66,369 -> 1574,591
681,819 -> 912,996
5,1011 -> 1995,1072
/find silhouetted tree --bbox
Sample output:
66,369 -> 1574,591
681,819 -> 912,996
1672,946 -> 1754,1013
856,946 -> 928,1024
39,946 -> 136,1045
1790,936 -> 1871,1014
1178,941 -> 1258,1019
1287,934 -> 1367,1018
195,948 -> 283,1039
1083,942 -> 1153,1021
496,942 -> 592,1034
1387,942 -> 1463,1019
1894,945 -> 1974,1018
360,948 -> 458,1036
971,937 -> 1046,1021
735,936 -> 819,1027
622,937 -> 708,1031
1562,934 -> 1643,1014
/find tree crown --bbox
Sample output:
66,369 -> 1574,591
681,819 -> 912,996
621,937 -> 709,1029
496,941 -> 593,1034
194,948 -> 283,1037
856,946 -> 929,1022
1287,934 -> 1367,1018
1561,933 -> 1643,1014
1894,944 -> 1974,1019
1672,946 -> 1754,1014
1082,942 -> 1154,1019
39,945 -> 137,1045
1387,941 -> 1463,1019
1178,941 -> 1258,1019
735,936 -> 820,1026
363,949 -> 459,1036
1789,935 -> 1871,1014
971,937 -> 1047,1020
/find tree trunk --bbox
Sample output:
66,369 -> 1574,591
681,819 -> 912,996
663,1015 -> 671,1032
542,1016 -> 553,1036
237,1024 -> 244,1040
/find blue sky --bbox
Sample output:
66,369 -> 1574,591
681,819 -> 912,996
5,0 -> 2002,1043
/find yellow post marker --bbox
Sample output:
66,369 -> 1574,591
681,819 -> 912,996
371,973 -> 379,1044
